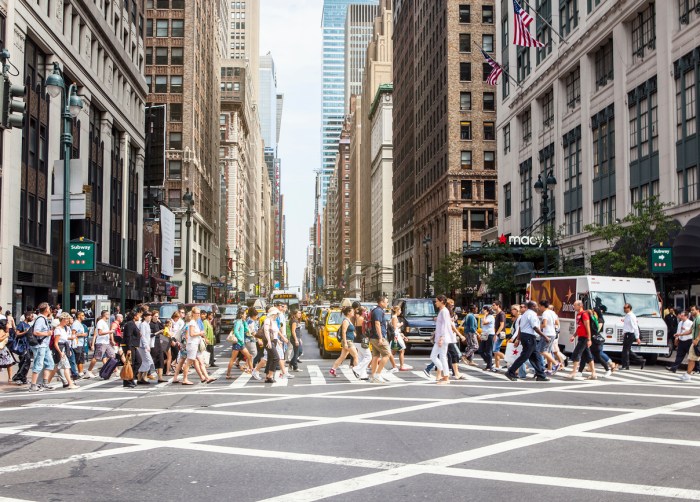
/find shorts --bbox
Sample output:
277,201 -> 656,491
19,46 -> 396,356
536,336 -> 549,353
73,346 -> 86,364
232,343 -> 244,351
31,345 -> 55,373
547,335 -> 559,353
689,343 -> 700,362
370,338 -> 390,358
186,343 -> 199,360
94,343 -> 115,360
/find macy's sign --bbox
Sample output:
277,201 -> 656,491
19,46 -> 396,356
499,234 -> 552,248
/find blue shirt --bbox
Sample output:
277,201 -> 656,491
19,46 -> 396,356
370,306 -> 386,339
518,309 -> 540,338
33,316 -> 51,347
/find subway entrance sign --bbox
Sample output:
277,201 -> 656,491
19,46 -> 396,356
69,240 -> 96,271
650,247 -> 673,274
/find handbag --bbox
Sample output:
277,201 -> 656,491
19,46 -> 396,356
361,336 -> 370,349
592,333 -> 605,345
226,331 -> 237,343
198,339 -> 207,352
120,352 -> 134,381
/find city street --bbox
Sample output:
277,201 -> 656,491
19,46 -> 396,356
1,328 -> 700,501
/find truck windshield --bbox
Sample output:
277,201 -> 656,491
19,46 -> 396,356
404,301 -> 436,317
590,292 -> 660,317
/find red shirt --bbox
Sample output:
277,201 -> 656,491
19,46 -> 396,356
575,311 -> 590,338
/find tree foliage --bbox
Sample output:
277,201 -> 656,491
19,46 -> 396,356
583,197 -> 680,277
433,252 -> 470,296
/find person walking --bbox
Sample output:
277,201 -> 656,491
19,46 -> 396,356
137,311 -> 157,384
245,309 -> 262,380
680,305 -> 700,381
203,311 -> 217,368
461,305 -> 479,366
29,303 -> 56,392
0,319 -> 16,384
262,307 -> 281,383
492,301 -> 506,371
537,300 -> 559,372
352,303 -> 371,380
479,306 -> 495,371
430,295 -> 451,385
505,301 -> 549,382
621,303 -> 646,370
46,313 -> 78,389
368,297 -> 392,384
11,312 -> 32,385
149,311 -> 167,382
226,309 -> 253,378
85,310 -> 116,379
330,306 -> 359,377
565,301 -> 597,380
121,311 -> 141,388
289,310 -> 303,372
667,310 -> 693,373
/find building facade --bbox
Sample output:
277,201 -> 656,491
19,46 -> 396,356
144,0 -> 223,302
496,0 -> 700,294
344,3 -> 380,110
393,0 -> 498,298
0,0 -> 147,314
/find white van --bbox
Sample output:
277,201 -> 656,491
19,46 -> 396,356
530,276 -> 667,362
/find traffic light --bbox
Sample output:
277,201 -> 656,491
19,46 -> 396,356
0,76 -> 26,129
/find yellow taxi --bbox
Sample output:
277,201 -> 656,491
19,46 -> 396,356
458,313 -> 513,349
317,308 -> 345,358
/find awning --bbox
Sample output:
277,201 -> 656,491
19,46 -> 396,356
672,214 -> 700,273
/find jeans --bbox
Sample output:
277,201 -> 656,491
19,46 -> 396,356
480,335 -> 494,369
68,349 -> 79,378
571,337 -> 592,363
290,343 -> 301,370
671,339 -> 692,370
621,332 -> 645,368
30,345 -> 55,373
583,343 -> 609,371
430,341 -> 449,373
13,351 -> 32,383
507,333 -> 546,379
206,343 -> 215,366
264,342 -> 280,374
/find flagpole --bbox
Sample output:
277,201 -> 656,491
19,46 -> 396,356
473,41 -> 521,88
519,0 -> 566,43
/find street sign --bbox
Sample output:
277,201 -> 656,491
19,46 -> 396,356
211,282 -> 225,288
69,240 -> 95,271
650,247 -> 673,274
193,283 -> 208,301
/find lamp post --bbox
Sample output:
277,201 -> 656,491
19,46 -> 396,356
423,235 -> 432,298
46,62 -> 84,310
533,170 -> 558,275
183,188 -> 194,303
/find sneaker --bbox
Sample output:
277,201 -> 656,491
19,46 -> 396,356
251,371 -> 262,381
67,384 -> 79,390
399,365 -> 413,371
552,363 -> 561,373
28,384 -> 43,392
285,373 -> 295,379
666,366 -> 677,373
604,369 -> 612,378
422,369 -> 431,379
39,383 -> 54,391
351,368 -> 360,379
490,367 -> 499,373
505,373 -> 518,382
329,368 -> 337,377
390,367 -> 399,374
83,371 -> 95,379
679,373 -> 691,382
535,376 -> 551,382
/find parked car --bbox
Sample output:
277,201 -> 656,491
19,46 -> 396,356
134,302 -> 185,321
218,304 -> 240,337
392,298 -> 437,349
185,303 -> 221,343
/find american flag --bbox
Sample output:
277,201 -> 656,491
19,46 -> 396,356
481,49 -> 504,86
513,0 -> 544,48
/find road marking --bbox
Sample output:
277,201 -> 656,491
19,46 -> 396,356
412,370 -> 433,380
338,366 -> 362,383
307,365 -> 326,385
229,372 -> 252,388
380,371 -> 404,383
272,371 -> 288,387
74,378 -> 116,391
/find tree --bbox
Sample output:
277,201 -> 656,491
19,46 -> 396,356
433,252 -> 471,296
481,261 -> 521,300
583,197 -> 680,277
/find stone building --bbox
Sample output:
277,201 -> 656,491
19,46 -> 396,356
0,0 -> 147,313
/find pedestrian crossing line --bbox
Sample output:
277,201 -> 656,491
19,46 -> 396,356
307,365 -> 326,385
75,378 -> 117,391
629,370 -> 682,382
380,371 -> 405,383
460,372 -> 486,382
412,370 -> 433,381
339,366 -> 362,383
271,371 -> 288,387
229,372 -> 252,388
613,371 -> 665,383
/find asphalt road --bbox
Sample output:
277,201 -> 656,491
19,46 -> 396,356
1,327 -> 699,502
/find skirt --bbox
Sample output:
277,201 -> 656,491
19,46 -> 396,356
0,347 -> 16,368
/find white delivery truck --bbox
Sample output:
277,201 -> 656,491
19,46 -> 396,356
529,276 -> 668,362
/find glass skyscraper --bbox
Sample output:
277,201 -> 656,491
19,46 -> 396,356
320,0 -> 378,206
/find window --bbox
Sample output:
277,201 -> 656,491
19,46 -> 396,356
535,0 -> 552,64
460,91 -> 471,111
482,5 -> 494,23
484,151 -> 495,169
170,75 -> 183,93
169,189 -> 181,208
460,62 -> 471,81
470,210 -> 492,230
483,92 -> 495,111
461,150 -> 473,169
170,103 -> 182,121
171,47 -> 184,65
146,19 -> 153,37
593,196 -> 616,226
587,0 -> 602,12
631,2 -> 655,59
565,67 -> 581,108
628,77 -> 659,206
503,123 -> 511,154
676,62 -> 697,140
521,108 -> 532,143
156,0 -> 169,7
542,88 -> 554,128
155,19 -> 168,37
169,160 -> 182,179
174,247 -> 181,268
169,132 -> 182,150
678,166 -> 698,204
460,121 -> 472,140
459,4 -> 471,23
461,180 -> 473,199
459,33 -> 471,53
155,47 -> 168,65
679,0 -> 699,26
517,46 -> 531,82
482,34 -> 494,53
145,47 -> 153,65
595,38 -> 614,90
171,20 -> 184,37
154,76 -> 167,93
172,0 -> 185,8
484,121 -> 495,140
504,183 -> 512,218
560,0 -> 578,37
484,180 -> 496,200
482,62 -> 493,81
520,159 -> 533,232
592,105 -> 615,178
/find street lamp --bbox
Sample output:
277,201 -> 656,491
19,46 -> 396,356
46,62 -> 84,310
534,170 -> 557,275
183,188 -> 194,303
423,234 -> 432,298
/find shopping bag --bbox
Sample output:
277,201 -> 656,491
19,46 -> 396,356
200,350 -> 211,366
504,342 -> 521,365
120,352 -> 134,381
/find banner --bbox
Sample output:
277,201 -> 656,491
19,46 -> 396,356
160,205 -> 175,277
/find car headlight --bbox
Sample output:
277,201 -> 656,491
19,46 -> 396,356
605,328 -> 613,334
656,330 -> 664,337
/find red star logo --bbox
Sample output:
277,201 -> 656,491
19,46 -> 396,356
513,349 -> 519,355
499,234 -> 507,245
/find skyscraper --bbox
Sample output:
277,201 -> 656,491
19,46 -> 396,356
345,4 -> 380,110
320,0 -> 378,206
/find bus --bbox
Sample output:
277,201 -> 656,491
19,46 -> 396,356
271,289 -> 302,312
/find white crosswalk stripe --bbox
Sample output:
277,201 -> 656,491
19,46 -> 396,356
307,365 -> 326,385
338,366 -> 362,383
229,372 -> 252,388
380,371 -> 404,383
412,370 -> 433,381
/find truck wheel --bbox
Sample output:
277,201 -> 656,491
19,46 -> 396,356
662,340 -> 674,359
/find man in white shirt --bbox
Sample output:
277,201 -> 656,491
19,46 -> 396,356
506,301 -> 549,382
538,300 -> 559,371
85,310 -> 116,378
667,311 -> 692,373
71,312 -> 88,377
621,303 -> 646,370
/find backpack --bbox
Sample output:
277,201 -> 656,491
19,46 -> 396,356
26,316 -> 47,347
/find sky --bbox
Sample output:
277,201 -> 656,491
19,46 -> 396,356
260,0 -> 322,290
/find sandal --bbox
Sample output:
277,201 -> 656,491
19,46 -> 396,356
587,375 -> 598,380
225,374 -> 234,379
206,378 -> 217,384
181,381 -> 194,386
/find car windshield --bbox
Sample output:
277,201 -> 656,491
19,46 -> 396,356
220,306 -> 238,315
590,292 -> 660,317
404,300 -> 436,317
159,305 -> 179,319
328,312 -> 344,325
